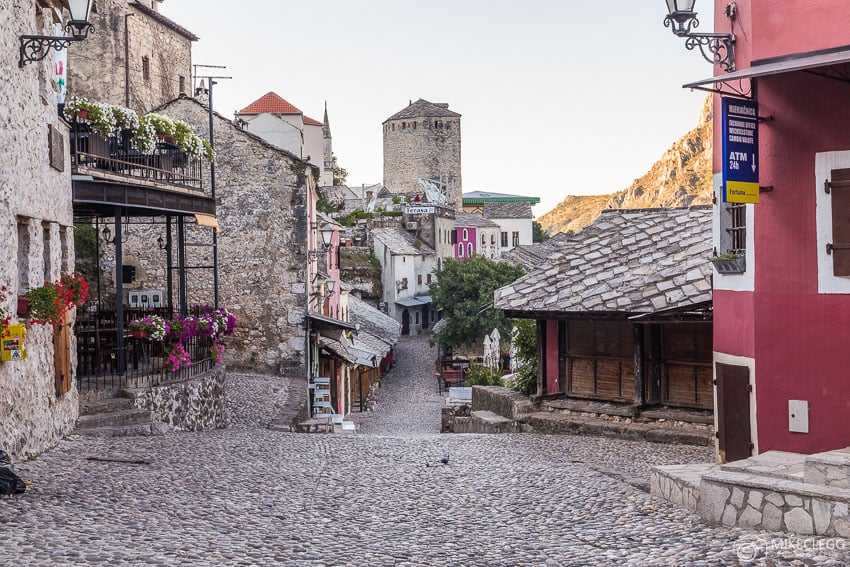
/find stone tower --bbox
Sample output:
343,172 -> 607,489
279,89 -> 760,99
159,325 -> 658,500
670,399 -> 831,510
383,99 -> 462,206
322,102 -> 334,186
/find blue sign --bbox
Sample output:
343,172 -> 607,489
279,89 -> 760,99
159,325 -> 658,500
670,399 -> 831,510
722,97 -> 760,203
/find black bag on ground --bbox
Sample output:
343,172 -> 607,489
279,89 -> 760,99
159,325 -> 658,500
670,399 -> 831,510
0,466 -> 26,495
0,446 -> 26,495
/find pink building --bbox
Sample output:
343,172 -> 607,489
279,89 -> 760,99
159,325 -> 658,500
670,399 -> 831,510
686,0 -> 850,459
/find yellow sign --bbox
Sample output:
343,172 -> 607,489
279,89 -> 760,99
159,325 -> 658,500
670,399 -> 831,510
1,324 -> 27,362
725,181 -> 760,204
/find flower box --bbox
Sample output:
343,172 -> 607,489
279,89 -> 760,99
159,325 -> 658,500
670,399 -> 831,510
711,256 -> 746,274
17,296 -> 30,317
132,328 -> 149,339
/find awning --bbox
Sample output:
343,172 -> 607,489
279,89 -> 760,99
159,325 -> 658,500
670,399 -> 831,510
395,297 -> 424,307
318,337 -> 357,363
414,295 -> 432,304
194,213 -> 219,231
308,312 -> 356,331
684,45 -> 850,95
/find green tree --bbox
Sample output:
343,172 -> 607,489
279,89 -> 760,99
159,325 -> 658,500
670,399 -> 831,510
332,155 -> 348,186
430,256 -> 524,351
532,221 -> 550,243
508,319 -> 538,395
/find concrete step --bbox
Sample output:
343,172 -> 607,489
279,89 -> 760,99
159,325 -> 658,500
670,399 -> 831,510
453,410 -> 521,434
721,450 -> 806,482
76,409 -> 154,430
805,447 -> 850,488
79,397 -> 135,416
521,412 -> 713,446
75,422 -> 163,437
293,418 -> 333,433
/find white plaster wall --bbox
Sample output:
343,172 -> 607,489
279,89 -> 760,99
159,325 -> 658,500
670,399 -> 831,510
244,113 -> 303,157
493,218 -> 532,252
815,151 -> 850,294
713,173 -> 756,292
303,123 -> 324,171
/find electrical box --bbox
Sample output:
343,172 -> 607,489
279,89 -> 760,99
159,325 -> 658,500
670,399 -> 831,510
1,324 -> 27,362
127,289 -> 165,309
789,400 -> 809,433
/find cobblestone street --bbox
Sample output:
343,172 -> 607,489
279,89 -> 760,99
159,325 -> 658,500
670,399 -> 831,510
1,334 -> 849,565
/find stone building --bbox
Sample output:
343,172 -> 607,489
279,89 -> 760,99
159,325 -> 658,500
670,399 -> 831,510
135,95 -> 312,375
236,92 -> 334,187
383,99 -> 462,206
67,0 -> 196,115
1,0 -> 79,459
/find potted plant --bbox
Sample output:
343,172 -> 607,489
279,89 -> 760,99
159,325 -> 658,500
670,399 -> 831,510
710,251 -> 746,274
0,286 -> 11,336
128,315 -> 169,340
24,283 -> 62,325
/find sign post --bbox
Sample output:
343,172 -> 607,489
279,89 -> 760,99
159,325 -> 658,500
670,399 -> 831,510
722,97 -> 760,204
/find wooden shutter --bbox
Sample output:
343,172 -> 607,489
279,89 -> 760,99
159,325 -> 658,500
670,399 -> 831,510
829,168 -> 850,276
54,312 -> 72,397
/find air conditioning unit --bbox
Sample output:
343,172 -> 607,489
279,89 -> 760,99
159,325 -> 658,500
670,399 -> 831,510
127,289 -> 165,309
405,221 -> 419,231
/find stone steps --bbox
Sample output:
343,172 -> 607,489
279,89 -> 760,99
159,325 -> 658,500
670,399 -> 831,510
293,418 -> 333,433
652,448 -> 850,536
75,390 -> 162,438
453,410 -> 526,434
521,412 -> 713,446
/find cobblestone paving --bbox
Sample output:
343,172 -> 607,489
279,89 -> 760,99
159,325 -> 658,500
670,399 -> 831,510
1,334 -> 849,565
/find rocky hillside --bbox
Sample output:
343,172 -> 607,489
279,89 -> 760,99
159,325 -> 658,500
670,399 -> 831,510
538,96 -> 713,235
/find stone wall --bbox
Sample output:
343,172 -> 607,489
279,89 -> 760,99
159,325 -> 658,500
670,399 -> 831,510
471,386 -> 538,419
97,97 -> 310,376
67,0 -> 194,114
383,117 -> 461,205
129,365 -> 226,431
0,1 -> 79,460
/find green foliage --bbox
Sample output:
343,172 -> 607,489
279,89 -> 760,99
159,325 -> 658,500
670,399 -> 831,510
430,255 -> 524,351
463,365 -> 504,387
73,219 -> 98,288
508,319 -> 538,396
337,210 -> 374,226
509,363 -> 537,395
532,221 -> 550,243
710,250 -> 743,260
391,195 -> 401,204
332,155 -> 348,186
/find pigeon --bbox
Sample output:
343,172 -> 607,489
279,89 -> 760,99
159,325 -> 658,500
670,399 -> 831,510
440,455 -> 450,465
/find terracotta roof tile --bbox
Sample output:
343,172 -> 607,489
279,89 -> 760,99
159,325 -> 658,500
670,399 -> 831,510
239,92 -> 302,115
303,115 -> 323,126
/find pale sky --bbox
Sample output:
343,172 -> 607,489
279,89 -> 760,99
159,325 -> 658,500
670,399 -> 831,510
159,1 -> 715,216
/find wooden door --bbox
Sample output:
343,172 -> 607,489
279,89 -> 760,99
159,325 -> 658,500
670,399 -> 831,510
716,362 -> 752,462
401,309 -> 410,335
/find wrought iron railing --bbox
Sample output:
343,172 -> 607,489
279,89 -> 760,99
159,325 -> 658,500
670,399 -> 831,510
69,122 -> 204,191
75,308 -> 216,392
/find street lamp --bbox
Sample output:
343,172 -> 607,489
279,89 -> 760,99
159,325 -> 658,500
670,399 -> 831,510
308,224 -> 336,260
19,0 -> 95,67
663,0 -> 737,72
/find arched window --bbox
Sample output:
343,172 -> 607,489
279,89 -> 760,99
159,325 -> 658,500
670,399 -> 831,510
462,228 -> 468,241
458,244 -> 464,258
467,243 -> 473,256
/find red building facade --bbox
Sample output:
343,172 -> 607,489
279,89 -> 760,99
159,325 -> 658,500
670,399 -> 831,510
701,0 -> 850,457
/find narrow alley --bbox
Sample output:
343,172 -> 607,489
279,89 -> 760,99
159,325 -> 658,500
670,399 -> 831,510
1,335 -> 848,565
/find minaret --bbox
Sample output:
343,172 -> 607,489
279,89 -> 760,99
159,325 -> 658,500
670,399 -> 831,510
322,101 -> 334,186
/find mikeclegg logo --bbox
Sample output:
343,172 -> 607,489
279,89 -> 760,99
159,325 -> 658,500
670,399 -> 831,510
734,536 -> 847,562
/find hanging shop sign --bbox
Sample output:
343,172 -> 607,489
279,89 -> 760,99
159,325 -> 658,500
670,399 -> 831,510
722,97 -> 760,204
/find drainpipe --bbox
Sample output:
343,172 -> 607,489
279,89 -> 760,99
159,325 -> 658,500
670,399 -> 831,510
124,13 -> 134,108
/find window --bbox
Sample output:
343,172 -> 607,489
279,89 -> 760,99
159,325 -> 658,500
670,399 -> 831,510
17,219 -> 30,291
501,232 -> 508,248
401,278 -> 408,290
417,274 -> 422,286
468,243 -> 473,256
402,122 -> 406,129
179,75 -> 186,94
458,244 -> 464,258
412,122 -> 417,129
827,167 -> 850,275
462,228 -> 468,241
142,56 -> 150,81
481,234 -> 485,246
512,231 -> 520,247
415,311 -> 420,325
42,222 -> 52,283
427,274 -> 432,284
491,234 -> 496,245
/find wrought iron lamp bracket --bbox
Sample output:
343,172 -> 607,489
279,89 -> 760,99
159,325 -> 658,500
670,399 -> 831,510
19,22 -> 95,67
683,33 -> 736,72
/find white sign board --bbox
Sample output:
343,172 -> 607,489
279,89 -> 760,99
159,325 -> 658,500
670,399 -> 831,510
405,206 -> 435,214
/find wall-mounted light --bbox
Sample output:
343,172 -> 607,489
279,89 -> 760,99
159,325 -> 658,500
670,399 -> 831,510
663,1 -> 736,72
101,225 -> 115,244
20,0 -> 95,68
308,223 -> 336,260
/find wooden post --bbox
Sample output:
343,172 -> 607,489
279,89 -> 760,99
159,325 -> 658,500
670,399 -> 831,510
633,324 -> 645,408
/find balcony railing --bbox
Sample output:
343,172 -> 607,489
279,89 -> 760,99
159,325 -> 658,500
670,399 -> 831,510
69,122 -> 204,192
76,308 -> 216,391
